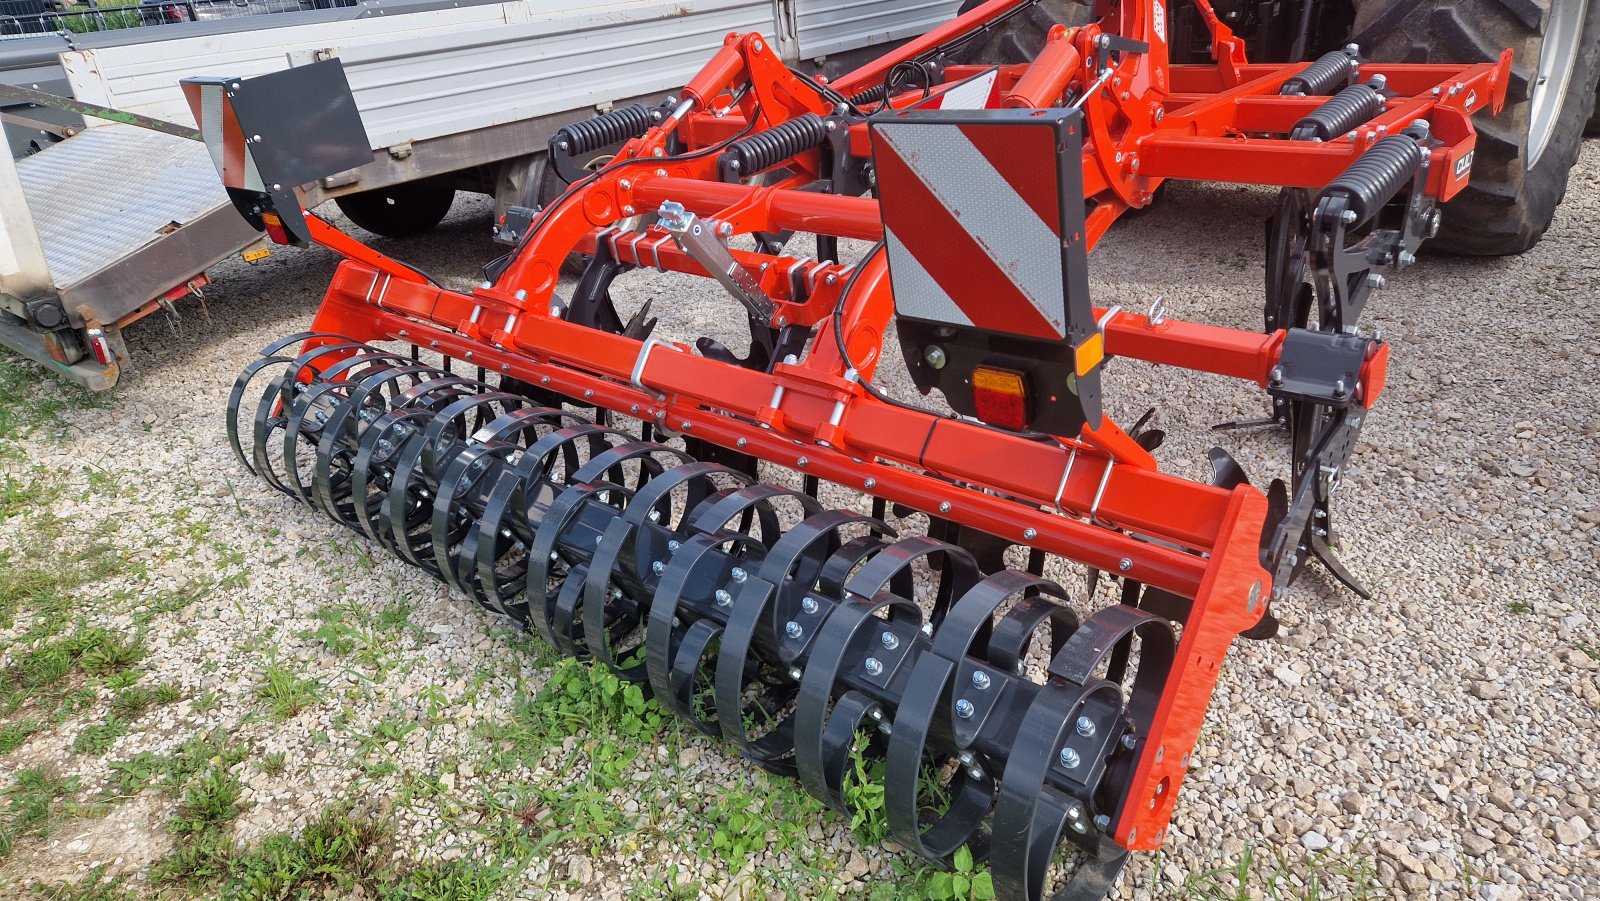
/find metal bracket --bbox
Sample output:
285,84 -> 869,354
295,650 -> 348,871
657,201 -> 775,324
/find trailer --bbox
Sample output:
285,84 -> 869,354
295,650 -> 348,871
0,0 -> 974,388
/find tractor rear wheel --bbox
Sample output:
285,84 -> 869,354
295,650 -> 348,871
1355,0 -> 1600,255
334,181 -> 457,238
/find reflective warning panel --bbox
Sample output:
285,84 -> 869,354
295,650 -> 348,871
870,105 -> 1101,434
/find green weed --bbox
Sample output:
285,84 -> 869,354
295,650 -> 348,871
255,664 -> 322,720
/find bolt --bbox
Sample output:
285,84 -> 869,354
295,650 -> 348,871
869,707 -> 883,721
1398,251 -> 1417,267
720,222 -> 734,238
797,456 -> 809,468
622,205 -> 635,215
1094,814 -> 1111,830
715,589 -> 732,606
619,179 -> 632,191
1118,558 -> 1132,572
864,478 -> 876,489
584,389 -> 593,399
972,671 -> 991,690
958,751 -> 974,766
1023,527 -> 1037,541
785,621 -> 803,639
1333,379 -> 1347,397
968,765 -> 984,780
864,657 -> 883,676
736,437 -> 747,448
939,502 -> 951,514
1059,747 -> 1080,769
1367,274 -> 1388,290
789,667 -> 804,681
923,345 -> 948,369
667,540 -> 680,552
1076,716 -> 1097,737
651,561 -> 665,575
1154,108 -> 1164,123
955,699 -> 975,719
1342,209 -> 1359,224
1121,733 -> 1138,750
1269,365 -> 1284,385
880,632 -> 899,651
731,567 -> 747,583
647,509 -> 661,522
922,622 -> 935,636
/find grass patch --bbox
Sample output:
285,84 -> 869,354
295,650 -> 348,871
26,866 -> 138,901
1,766 -> 78,861
152,799 -> 511,900
0,540 -> 122,631
255,664 -> 322,720
107,730 -> 250,798
0,356 -> 106,449
1156,839 -> 1388,900
0,626 -> 146,757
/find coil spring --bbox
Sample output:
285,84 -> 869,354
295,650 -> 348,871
1291,82 -> 1385,141
1280,48 -> 1358,97
553,104 -> 658,157
1323,133 -> 1423,222
227,336 -> 1181,901
720,113 -> 830,177
850,83 -> 889,107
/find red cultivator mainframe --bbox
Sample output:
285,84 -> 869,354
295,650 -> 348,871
192,2 -> 1511,897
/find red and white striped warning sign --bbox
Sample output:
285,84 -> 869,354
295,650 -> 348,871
181,78 -> 266,193
873,118 -> 1068,341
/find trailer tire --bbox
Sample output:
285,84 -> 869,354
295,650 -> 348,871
334,182 -> 456,239
1355,0 -> 1600,256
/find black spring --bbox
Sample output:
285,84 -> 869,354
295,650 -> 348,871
1290,82 -> 1386,141
1280,48 -> 1358,97
850,83 -> 888,107
1322,133 -> 1423,222
719,113 -> 830,178
552,104 -> 658,157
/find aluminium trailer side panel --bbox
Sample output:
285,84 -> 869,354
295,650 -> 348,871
59,0 -> 777,150
58,2 -> 519,126
792,0 -> 965,60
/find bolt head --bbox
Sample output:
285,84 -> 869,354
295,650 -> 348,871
731,567 -> 747,583
880,631 -> 899,650
1076,716 -> 1096,737
785,621 -> 803,639
1118,558 -> 1132,572
939,502 -> 951,514
1059,747 -> 1081,769
955,699 -> 975,719
1023,527 -> 1037,541
800,597 -> 819,615
789,667 -> 804,681
971,671 -> 991,690
864,657 -> 883,676
715,589 -> 732,606
923,345 -> 948,370
651,561 -> 665,575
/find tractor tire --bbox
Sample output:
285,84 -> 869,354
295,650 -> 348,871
334,181 -> 456,238
952,0 -> 1089,64
1354,0 -> 1600,256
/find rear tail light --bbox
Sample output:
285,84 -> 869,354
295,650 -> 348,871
971,365 -> 1029,431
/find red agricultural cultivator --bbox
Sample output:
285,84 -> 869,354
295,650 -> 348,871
198,1 -> 1513,896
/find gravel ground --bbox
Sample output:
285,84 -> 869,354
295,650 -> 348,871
0,138 -> 1596,901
